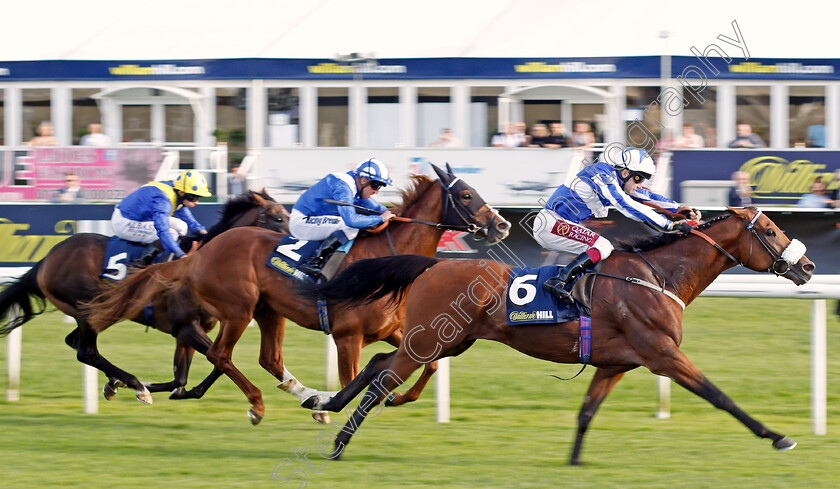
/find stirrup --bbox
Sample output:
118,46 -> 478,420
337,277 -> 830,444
543,278 -> 574,304
299,259 -> 325,276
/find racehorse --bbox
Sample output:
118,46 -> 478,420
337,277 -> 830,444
0,189 -> 289,403
86,164 -> 511,424
301,207 -> 815,464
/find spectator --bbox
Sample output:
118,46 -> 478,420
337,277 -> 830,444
797,177 -> 831,208
806,114 -> 826,148
228,164 -> 246,196
51,172 -> 85,203
570,122 -> 595,149
513,122 -> 528,147
728,123 -> 766,148
29,122 -> 59,146
526,124 -> 550,147
490,123 -> 522,148
673,123 -> 705,148
430,128 -> 462,148
727,171 -> 752,207
542,122 -> 568,148
80,123 -> 112,146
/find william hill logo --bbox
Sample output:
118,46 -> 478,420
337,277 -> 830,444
109,64 -> 205,76
307,62 -> 407,74
728,62 -> 834,75
514,62 -> 617,73
509,310 -> 555,322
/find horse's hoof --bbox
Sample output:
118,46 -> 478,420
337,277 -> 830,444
113,380 -> 127,388
301,394 -> 321,410
136,387 -> 153,405
247,408 -> 263,425
773,436 -> 797,451
102,383 -> 118,401
312,410 -> 330,424
169,387 -> 187,400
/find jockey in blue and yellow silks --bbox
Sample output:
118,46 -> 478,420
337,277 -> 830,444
111,170 -> 211,263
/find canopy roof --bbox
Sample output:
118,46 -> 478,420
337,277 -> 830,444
1,0 -> 828,61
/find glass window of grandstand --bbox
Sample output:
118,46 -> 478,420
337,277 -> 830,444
122,105 -> 151,143
788,86 -> 825,148
366,87 -> 399,147
72,89 -> 101,145
165,104 -> 196,168
625,86 -> 661,149
318,88 -> 348,147
267,87 -> 300,147
0,90 -> 4,145
23,89 -> 51,144
736,86 -> 770,146
416,87 -> 451,147
216,87 -> 248,165
573,104 -> 605,143
682,86 -> 716,148
472,87 -> 504,147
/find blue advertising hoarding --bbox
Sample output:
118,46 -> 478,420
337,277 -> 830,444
671,150 -> 840,205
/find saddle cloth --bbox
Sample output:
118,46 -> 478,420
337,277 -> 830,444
100,236 -> 152,281
505,265 -> 580,326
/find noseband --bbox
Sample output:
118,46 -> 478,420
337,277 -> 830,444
438,177 -> 502,236
689,210 -> 806,276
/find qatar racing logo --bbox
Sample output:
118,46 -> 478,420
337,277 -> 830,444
436,231 -> 477,253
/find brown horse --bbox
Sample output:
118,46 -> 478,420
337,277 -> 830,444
87,164 -> 510,423
303,207 -> 815,464
0,189 -> 289,403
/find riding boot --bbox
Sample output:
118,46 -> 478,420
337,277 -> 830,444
299,235 -> 342,276
136,242 -> 163,266
543,252 -> 595,305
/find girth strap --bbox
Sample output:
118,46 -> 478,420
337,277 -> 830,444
590,272 -> 686,309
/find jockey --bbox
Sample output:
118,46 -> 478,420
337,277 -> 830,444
533,147 -> 701,303
291,158 -> 395,276
111,170 -> 211,264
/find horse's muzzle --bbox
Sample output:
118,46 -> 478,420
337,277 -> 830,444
486,217 -> 511,243
785,257 -> 815,285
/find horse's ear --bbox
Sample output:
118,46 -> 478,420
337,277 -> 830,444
251,192 -> 267,205
445,162 -> 454,175
430,163 -> 448,183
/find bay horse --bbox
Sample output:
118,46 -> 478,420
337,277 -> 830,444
86,164 -> 511,424
302,207 -> 815,464
0,189 -> 289,403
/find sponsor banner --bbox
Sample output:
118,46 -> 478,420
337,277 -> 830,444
0,205 -> 836,275
671,150 -> 840,204
0,147 -> 161,201
672,57 -> 840,81
0,57 -> 660,81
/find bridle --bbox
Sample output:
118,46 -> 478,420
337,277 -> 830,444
436,176 -> 501,236
256,202 -> 287,228
688,210 -> 806,276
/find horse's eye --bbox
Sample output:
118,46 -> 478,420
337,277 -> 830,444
766,229 -> 776,237
462,193 -> 472,201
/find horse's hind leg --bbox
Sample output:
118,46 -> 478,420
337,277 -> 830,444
145,340 -> 195,394
329,350 -> 424,460
385,361 -> 437,407
569,367 -> 628,466
646,348 -> 796,451
75,324 -> 152,404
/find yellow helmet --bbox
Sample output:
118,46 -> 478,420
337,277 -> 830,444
173,170 -> 212,197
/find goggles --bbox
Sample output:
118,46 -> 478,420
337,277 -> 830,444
370,181 -> 385,190
183,194 -> 200,202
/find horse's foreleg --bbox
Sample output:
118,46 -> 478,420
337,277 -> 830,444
385,361 -> 437,406
145,340 -> 194,394
647,348 -> 796,451
315,350 -> 397,412
569,368 -> 628,466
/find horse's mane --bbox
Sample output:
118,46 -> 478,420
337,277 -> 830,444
203,190 -> 275,242
615,212 -> 731,252
389,174 -> 436,217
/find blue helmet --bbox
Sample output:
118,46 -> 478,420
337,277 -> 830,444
354,158 -> 392,186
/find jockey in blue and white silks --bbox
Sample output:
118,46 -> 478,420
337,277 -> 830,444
111,170 -> 211,262
290,158 -> 395,276
533,147 -> 701,303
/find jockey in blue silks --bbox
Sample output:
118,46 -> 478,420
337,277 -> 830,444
290,158 -> 395,276
532,147 -> 701,304
111,170 -> 211,263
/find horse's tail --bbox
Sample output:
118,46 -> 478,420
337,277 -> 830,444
85,257 -> 194,333
0,262 -> 47,337
299,255 -> 440,308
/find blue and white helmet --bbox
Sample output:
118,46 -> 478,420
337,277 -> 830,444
613,147 -> 656,179
354,158 -> 392,186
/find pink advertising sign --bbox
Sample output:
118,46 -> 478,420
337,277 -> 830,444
0,147 -> 162,201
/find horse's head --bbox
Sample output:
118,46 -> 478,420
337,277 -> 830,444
249,189 -> 290,233
430,163 -> 510,243
727,207 -> 815,285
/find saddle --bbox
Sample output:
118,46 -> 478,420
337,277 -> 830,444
569,261 -> 605,317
